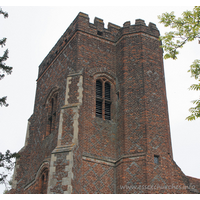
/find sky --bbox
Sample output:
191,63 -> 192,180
0,1 -> 200,194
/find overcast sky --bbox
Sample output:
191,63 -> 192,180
0,1 -> 200,194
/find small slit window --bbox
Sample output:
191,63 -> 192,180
97,31 -> 103,36
46,92 -> 58,136
154,155 -> 159,164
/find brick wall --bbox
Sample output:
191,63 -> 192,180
10,12 -> 200,194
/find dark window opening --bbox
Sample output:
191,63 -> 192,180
96,79 -> 112,120
40,170 -> 48,194
96,80 -> 102,98
117,92 -> 119,100
51,98 -> 54,115
42,174 -> 45,183
49,98 -> 55,134
47,92 -> 58,136
48,115 -> 53,133
154,155 -> 159,164
97,31 -> 103,36
96,100 -> 102,118
105,82 -> 111,100
105,102 -> 111,120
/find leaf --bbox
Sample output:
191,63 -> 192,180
0,96 -> 9,107
189,84 -> 200,91
0,7 -> 8,18
158,6 -> 200,61
0,38 -> 7,47
188,59 -> 200,80
186,99 -> 200,120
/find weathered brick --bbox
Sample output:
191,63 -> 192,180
9,12 -> 200,194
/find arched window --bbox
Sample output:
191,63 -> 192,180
96,79 -> 111,120
46,92 -> 58,136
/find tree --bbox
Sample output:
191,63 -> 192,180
3,175 -> 13,194
0,150 -> 19,191
0,7 -> 13,107
0,7 -> 19,192
158,6 -> 200,121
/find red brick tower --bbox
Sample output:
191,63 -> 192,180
10,12 -> 200,194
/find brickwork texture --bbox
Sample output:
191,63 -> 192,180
9,12 -> 200,194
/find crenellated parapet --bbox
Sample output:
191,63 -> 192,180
12,11 -> 200,194
38,12 -> 160,80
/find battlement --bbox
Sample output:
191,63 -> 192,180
38,12 -> 160,79
13,11 -> 199,195
75,12 -> 159,39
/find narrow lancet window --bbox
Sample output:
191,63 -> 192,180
46,92 -> 58,136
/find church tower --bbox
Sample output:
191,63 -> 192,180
11,12 -> 200,194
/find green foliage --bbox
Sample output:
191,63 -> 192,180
158,6 -> 200,60
158,7 -> 200,121
186,60 -> 200,120
0,7 -> 8,18
0,7 -> 12,107
188,60 -> 200,91
188,59 -> 200,80
186,99 -> 200,121
0,96 -> 8,107
0,49 -> 13,81
0,8 -> 19,193
0,38 -> 7,47
3,176 -> 13,194
0,150 -> 20,191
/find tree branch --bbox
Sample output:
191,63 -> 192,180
0,7 -> 8,18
